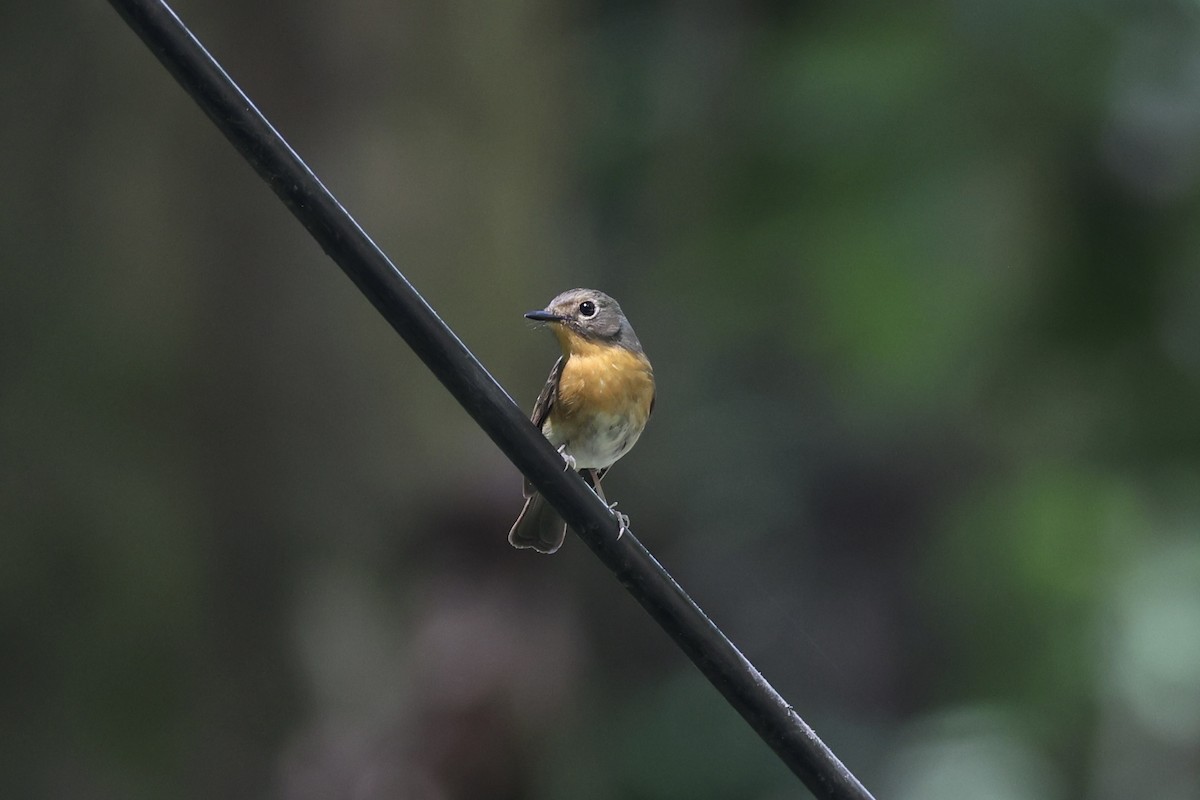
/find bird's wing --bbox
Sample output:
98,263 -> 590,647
524,356 -> 566,498
531,355 -> 565,429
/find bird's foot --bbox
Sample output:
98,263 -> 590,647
608,501 -> 630,540
556,444 -> 577,471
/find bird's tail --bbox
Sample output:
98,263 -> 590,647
508,492 -> 567,554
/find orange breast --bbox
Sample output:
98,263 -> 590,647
553,346 -> 654,421
544,341 -> 655,469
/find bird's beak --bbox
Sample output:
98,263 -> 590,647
524,309 -> 565,322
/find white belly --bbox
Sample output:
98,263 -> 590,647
544,412 -> 644,471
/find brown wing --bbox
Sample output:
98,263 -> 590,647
531,356 -> 565,429
524,356 -> 566,498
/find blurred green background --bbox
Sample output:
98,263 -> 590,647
4,1 -> 1200,798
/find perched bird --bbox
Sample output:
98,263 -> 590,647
508,288 -> 655,554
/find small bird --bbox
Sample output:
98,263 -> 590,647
508,288 -> 655,554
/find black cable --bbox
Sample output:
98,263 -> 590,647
105,2 -> 876,797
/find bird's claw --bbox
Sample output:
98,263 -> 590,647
556,444 -> 577,471
608,501 -> 630,540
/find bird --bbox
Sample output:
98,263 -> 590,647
508,288 -> 655,554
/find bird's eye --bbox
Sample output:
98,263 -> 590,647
578,300 -> 597,318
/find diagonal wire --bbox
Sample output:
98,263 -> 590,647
105,2 -> 876,797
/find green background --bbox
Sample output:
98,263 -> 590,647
4,1 -> 1200,798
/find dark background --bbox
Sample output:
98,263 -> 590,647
3,1 -> 1200,798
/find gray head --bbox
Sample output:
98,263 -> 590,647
525,288 -> 643,353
